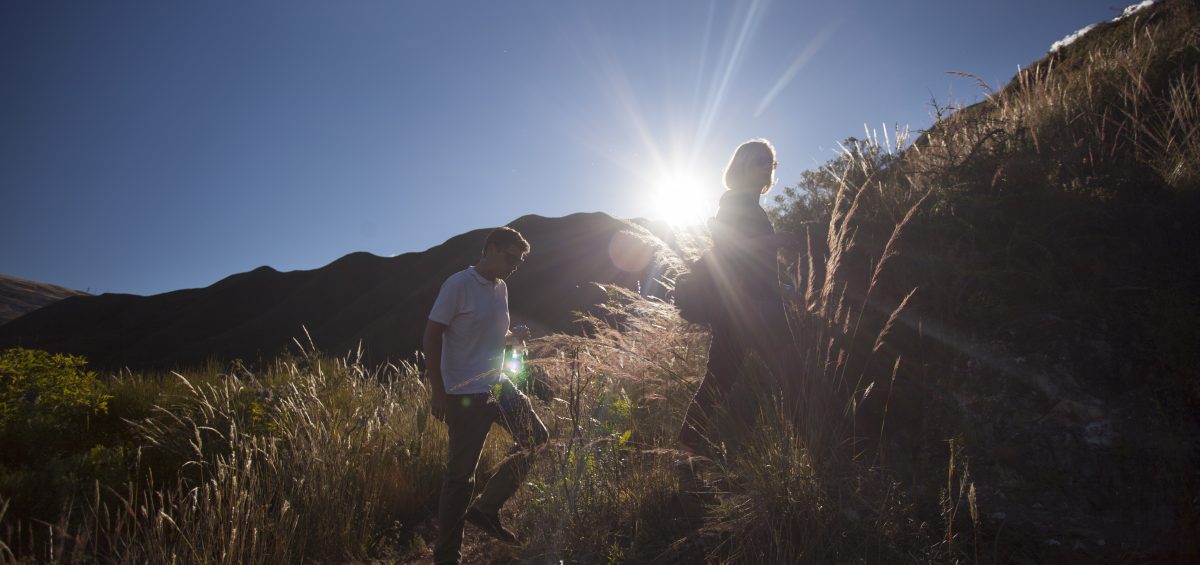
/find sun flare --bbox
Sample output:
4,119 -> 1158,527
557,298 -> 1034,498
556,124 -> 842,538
649,173 -> 713,226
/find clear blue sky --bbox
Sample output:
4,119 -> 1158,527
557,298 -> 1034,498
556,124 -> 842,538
2,0 -> 1122,296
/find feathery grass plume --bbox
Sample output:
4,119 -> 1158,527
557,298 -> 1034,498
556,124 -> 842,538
940,438 -> 978,563
513,287 -> 709,561
513,267 -> 925,562
873,288 -> 918,355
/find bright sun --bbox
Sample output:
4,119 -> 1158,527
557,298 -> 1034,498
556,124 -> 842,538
649,173 -> 712,226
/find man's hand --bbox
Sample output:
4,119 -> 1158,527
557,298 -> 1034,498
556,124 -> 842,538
430,386 -> 447,421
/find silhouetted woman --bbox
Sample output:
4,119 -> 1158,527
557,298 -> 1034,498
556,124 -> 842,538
679,138 -> 796,454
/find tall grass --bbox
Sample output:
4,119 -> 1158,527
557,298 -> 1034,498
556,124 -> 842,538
512,287 -> 709,562
120,348 -> 443,562
2,340 -> 461,563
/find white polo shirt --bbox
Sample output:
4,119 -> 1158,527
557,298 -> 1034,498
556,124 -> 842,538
428,266 -> 510,394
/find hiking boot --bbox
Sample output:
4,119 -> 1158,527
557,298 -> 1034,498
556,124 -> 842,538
464,507 -> 519,545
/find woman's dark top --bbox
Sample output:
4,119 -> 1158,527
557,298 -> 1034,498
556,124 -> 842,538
708,189 -> 782,331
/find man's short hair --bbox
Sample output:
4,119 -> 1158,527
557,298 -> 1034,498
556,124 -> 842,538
483,226 -> 531,255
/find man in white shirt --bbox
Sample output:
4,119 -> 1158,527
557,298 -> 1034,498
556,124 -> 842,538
424,226 -> 548,565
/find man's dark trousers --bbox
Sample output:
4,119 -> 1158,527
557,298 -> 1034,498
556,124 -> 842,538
434,379 -> 548,564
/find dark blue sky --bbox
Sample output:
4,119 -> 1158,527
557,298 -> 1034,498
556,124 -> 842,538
2,0 -> 1122,296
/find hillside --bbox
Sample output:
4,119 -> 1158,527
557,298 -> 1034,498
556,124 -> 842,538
0,274 -> 87,326
770,0 -> 1199,559
0,212 -> 678,369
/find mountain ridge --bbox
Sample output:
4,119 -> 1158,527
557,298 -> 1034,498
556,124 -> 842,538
0,274 -> 88,327
0,212 -> 679,369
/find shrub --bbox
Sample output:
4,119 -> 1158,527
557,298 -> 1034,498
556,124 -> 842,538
0,347 -> 109,438
0,348 -> 120,556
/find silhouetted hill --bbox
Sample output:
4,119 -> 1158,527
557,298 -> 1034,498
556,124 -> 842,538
0,274 -> 87,326
0,213 -> 678,369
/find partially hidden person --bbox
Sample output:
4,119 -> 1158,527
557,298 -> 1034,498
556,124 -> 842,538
678,138 -> 798,455
424,226 -> 549,565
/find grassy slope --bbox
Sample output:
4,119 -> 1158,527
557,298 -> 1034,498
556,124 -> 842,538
771,0 -> 1199,558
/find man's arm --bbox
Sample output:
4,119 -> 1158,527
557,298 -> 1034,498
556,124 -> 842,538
423,319 -> 449,420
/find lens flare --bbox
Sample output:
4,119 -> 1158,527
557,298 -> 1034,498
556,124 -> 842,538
609,230 -> 656,272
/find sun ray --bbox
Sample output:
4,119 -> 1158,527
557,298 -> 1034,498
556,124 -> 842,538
754,21 -> 841,117
693,0 -> 769,162
563,1 -> 779,226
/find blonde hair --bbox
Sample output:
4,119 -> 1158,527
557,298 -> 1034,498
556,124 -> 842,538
723,138 -> 777,194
